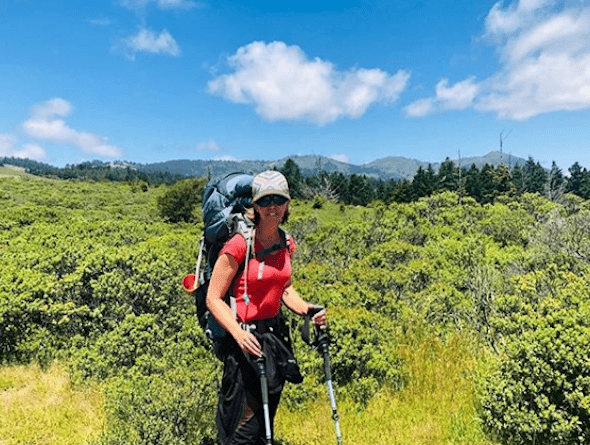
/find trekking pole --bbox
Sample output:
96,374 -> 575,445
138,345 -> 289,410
256,355 -> 273,445
302,307 -> 343,445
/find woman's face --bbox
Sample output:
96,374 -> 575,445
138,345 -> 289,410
253,194 -> 289,224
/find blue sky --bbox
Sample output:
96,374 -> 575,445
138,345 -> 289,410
2,0 -> 590,172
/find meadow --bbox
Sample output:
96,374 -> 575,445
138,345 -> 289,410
1,174 -> 589,444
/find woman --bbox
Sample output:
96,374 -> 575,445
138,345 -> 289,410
206,170 -> 326,445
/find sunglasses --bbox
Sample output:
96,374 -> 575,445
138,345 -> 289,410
255,194 -> 289,207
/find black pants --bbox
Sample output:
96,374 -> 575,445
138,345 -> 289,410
216,338 -> 281,445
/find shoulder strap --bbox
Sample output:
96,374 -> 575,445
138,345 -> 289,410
229,226 -> 292,318
255,228 -> 292,262
228,225 -> 255,318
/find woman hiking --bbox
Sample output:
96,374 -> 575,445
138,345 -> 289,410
206,170 -> 327,445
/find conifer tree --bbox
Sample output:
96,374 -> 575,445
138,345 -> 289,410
437,157 -> 459,192
566,162 -> 590,199
522,157 -> 547,194
464,164 -> 482,202
280,158 -> 304,199
545,161 -> 565,201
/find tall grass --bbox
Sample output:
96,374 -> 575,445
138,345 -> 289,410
0,364 -> 104,445
276,333 -> 498,445
0,333 -> 496,445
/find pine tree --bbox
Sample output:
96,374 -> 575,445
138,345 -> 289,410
566,162 -> 590,198
522,157 -> 547,194
478,164 -> 496,203
545,161 -> 565,201
281,158 -> 304,199
437,157 -> 459,192
464,164 -> 482,202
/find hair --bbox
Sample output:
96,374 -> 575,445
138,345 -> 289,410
253,207 -> 290,225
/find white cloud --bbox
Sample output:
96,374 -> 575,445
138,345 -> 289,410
31,97 -> 73,119
115,28 -> 181,60
21,98 -> 122,158
435,77 -> 481,110
121,0 -> 198,10
0,134 -> 17,157
329,154 -> 351,163
485,0 -> 556,36
480,1 -> 590,119
15,144 -> 48,160
407,0 -> 590,120
196,140 -> 222,152
213,155 -> 240,161
405,77 -> 480,117
208,41 -> 410,125
404,98 -> 435,118
0,134 -> 47,161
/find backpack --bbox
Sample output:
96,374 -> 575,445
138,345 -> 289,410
186,172 -> 292,342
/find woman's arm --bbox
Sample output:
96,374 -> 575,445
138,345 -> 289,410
282,283 -> 326,328
206,253 -> 262,357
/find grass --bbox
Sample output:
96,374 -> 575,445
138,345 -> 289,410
275,333 -> 498,445
0,166 -> 44,180
0,334 -> 497,445
0,364 -> 104,445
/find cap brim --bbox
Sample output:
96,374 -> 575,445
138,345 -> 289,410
253,190 -> 291,202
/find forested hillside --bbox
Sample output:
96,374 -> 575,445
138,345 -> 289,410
5,152 -> 590,208
1,175 -> 590,445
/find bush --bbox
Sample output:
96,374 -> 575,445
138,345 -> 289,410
317,307 -> 405,404
93,366 -> 218,445
480,273 -> 590,444
158,178 -> 206,223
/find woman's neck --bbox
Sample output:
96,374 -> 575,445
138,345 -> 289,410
255,221 -> 281,247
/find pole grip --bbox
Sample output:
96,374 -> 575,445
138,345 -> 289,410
301,305 -> 325,346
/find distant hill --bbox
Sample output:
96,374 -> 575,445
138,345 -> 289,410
139,151 -> 528,181
2,151 -> 529,182
0,164 -> 46,180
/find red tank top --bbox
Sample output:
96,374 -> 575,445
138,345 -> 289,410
219,233 -> 295,322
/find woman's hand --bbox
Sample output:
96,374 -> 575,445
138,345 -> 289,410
234,328 -> 263,357
311,307 -> 327,330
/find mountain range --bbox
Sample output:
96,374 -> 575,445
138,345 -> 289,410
139,151 -> 527,181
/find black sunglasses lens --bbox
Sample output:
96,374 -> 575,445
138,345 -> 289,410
257,196 -> 271,206
257,195 -> 287,207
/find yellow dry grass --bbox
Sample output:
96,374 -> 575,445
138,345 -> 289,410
0,363 -> 104,445
276,333 -> 497,445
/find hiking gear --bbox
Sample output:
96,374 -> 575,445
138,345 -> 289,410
240,315 -> 303,390
255,194 -> 289,207
303,307 -> 344,445
215,336 -> 281,445
215,320 -> 300,445
184,171 -> 292,343
223,233 -> 294,322
185,172 -> 255,342
256,355 -> 273,445
252,171 -> 290,202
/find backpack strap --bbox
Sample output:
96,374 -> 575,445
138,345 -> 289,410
226,223 -> 255,322
241,226 -> 254,307
254,228 -> 293,280
230,226 -> 292,320
194,236 -> 205,288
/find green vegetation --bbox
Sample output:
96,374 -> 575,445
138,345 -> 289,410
6,152 -> 590,205
0,165 -> 45,180
2,173 -> 590,445
0,364 -> 104,444
281,156 -> 587,206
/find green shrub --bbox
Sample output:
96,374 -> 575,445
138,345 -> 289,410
480,273 -> 590,444
94,366 -> 218,445
319,307 -> 405,405
157,178 -> 205,223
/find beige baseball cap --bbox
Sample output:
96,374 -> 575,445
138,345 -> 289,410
252,170 -> 291,202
